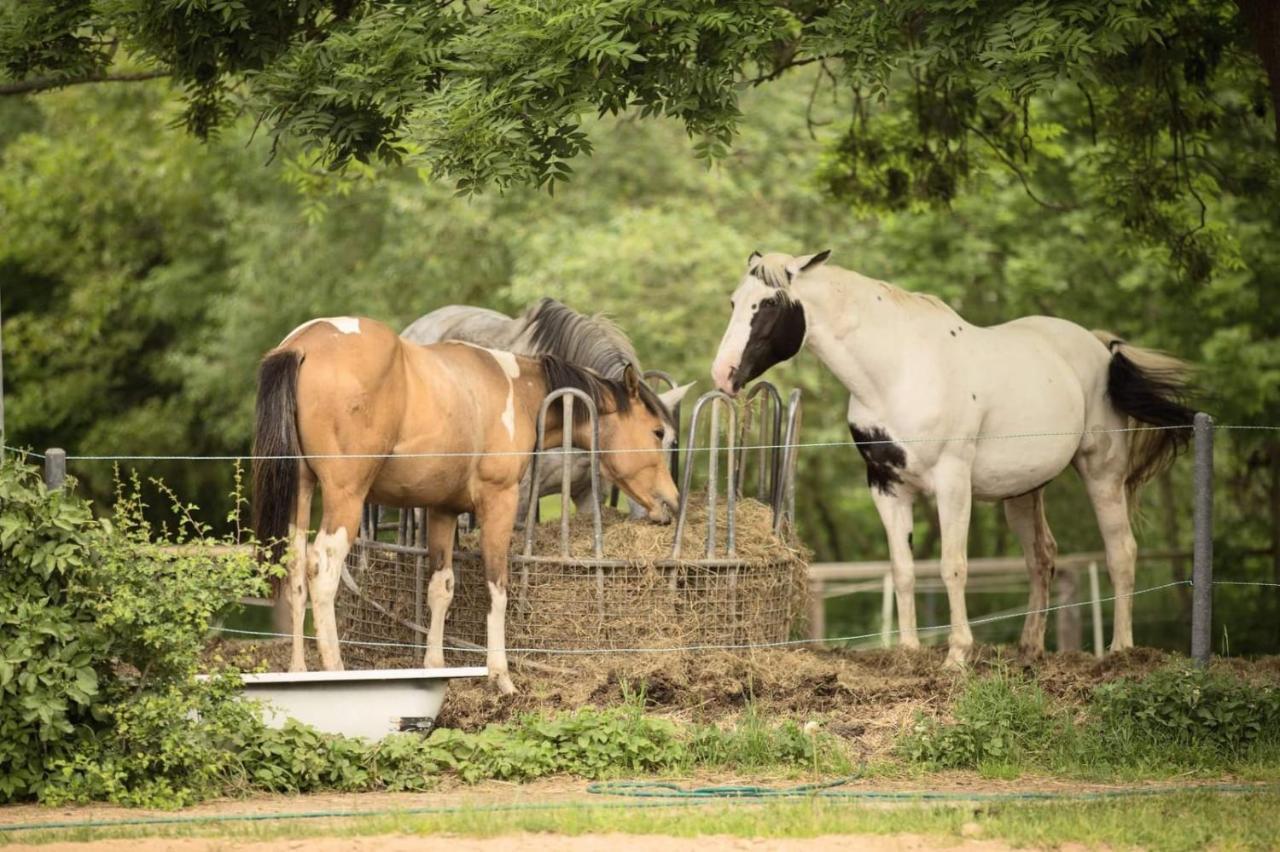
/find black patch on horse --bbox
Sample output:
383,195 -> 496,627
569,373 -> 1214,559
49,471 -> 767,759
849,423 -> 906,494
733,296 -> 806,391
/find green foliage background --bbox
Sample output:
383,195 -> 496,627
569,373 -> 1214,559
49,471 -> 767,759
1,5 -> 1278,653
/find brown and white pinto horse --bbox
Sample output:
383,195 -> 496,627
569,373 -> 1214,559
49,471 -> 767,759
252,316 -> 678,694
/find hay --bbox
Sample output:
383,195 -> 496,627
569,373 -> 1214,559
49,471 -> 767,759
336,492 -> 810,665
498,492 -> 804,564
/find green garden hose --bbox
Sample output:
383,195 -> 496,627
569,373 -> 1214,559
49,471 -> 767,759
0,778 -> 1269,836
585,777 -> 1272,803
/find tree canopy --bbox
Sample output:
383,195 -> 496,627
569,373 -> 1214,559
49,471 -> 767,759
3,2 -> 1277,277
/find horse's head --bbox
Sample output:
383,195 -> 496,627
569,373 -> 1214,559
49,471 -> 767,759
596,367 -> 694,524
711,250 -> 830,396
543,358 -> 692,523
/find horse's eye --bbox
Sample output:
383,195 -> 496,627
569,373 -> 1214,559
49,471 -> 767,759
729,299 -> 735,309
653,428 -> 664,442
751,302 -> 759,312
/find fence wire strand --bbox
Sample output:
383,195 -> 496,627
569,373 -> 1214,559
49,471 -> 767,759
212,579 -> 1191,655
4,423 -> 1277,464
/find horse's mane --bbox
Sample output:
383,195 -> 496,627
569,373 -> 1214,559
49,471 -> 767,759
519,298 -> 640,381
754,254 -> 951,313
540,355 -> 673,426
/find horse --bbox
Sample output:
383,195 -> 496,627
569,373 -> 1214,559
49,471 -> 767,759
252,315 -> 680,693
710,251 -> 1194,668
402,299 -> 694,520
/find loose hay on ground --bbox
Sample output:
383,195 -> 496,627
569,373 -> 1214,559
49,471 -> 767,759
202,642 -> 1280,759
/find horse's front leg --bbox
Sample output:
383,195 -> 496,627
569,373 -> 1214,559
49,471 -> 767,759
935,464 -> 975,669
870,486 -> 919,649
476,487 -> 519,695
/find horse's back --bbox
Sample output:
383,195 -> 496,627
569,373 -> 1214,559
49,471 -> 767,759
401,305 -> 516,347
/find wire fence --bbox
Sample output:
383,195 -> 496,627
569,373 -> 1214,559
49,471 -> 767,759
3,422 -> 1277,464
209,578 -> 1280,657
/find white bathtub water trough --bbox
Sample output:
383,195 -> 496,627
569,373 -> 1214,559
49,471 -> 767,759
226,667 -> 488,740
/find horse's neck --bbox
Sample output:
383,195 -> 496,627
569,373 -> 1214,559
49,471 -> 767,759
795,272 -> 954,412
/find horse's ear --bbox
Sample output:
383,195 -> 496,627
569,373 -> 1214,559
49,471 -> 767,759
786,249 -> 831,277
747,251 -> 762,270
623,364 -> 642,398
658,381 -> 696,409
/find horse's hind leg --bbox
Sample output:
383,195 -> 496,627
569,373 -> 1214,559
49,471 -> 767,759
870,487 -> 919,649
1004,489 -> 1057,659
1074,454 -> 1136,652
423,511 -> 459,669
287,471 -> 315,672
308,493 -> 363,671
476,487 -> 519,695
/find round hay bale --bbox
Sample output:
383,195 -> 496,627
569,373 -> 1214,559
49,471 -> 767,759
336,493 -> 809,667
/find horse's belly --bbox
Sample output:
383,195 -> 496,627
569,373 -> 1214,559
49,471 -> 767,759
969,432 -> 1079,501
368,458 -> 480,512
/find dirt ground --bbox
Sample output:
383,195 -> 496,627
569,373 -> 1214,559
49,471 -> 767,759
2,833 -> 1098,852
202,640 -> 1280,757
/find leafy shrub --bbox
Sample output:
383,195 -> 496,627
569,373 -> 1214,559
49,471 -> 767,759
428,705 -> 687,783
898,670 -> 1058,770
1090,666 -> 1280,761
0,458 -> 272,805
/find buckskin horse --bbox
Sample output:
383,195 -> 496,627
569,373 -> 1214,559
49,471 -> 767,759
253,316 -> 679,693
710,251 -> 1194,668
402,298 -> 694,520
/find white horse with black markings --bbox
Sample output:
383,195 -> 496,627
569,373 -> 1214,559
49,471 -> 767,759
711,251 -> 1194,668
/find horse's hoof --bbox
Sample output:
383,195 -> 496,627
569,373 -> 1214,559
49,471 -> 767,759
942,653 -> 969,672
289,660 -> 307,674
491,673 -> 517,696
423,654 -> 446,669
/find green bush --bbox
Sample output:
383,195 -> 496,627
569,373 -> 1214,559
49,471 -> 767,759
898,665 -> 1280,776
1090,666 -> 1280,762
0,457 -> 272,805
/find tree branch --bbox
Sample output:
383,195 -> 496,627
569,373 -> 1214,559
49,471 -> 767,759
965,121 -> 1078,213
0,70 -> 169,97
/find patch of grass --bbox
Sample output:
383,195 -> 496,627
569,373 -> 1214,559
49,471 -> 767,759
898,663 -> 1280,781
897,665 -> 1060,769
684,703 -> 852,775
7,791 -> 1278,851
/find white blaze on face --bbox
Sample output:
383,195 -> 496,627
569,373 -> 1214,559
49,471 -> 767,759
711,277 -> 775,395
282,316 -> 361,345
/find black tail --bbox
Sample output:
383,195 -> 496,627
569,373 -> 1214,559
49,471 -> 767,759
1093,331 -> 1196,498
252,349 -> 303,566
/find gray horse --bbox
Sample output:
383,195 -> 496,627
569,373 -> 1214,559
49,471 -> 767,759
402,299 -> 694,520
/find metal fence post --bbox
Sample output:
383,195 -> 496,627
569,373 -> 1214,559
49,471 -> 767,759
1191,412 -> 1214,666
44,448 -> 66,491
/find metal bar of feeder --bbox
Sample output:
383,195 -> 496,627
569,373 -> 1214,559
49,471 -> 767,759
774,390 -> 802,535
671,394 -> 712,559
560,394 -> 573,558
643,369 -> 681,483
671,391 -> 736,560
741,382 -> 782,503
522,388 -> 603,559
726,400 -> 737,557
707,399 -> 719,558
